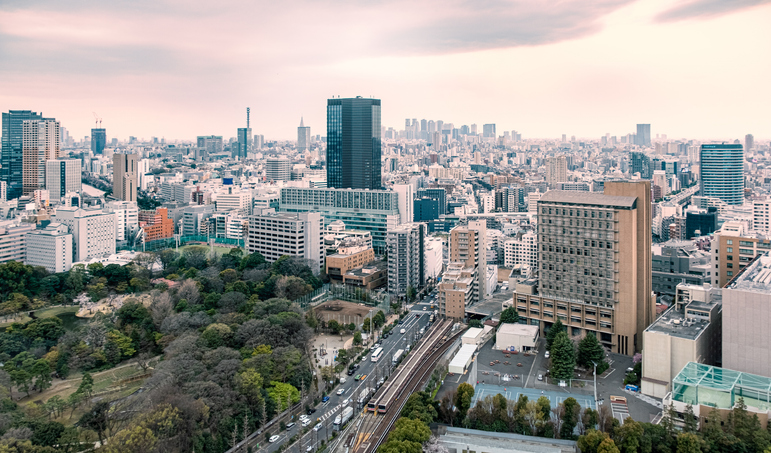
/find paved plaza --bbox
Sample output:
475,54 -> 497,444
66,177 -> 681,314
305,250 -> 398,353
471,383 -> 597,411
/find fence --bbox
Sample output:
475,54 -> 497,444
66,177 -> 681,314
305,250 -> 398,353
295,283 -> 392,312
117,235 -> 244,252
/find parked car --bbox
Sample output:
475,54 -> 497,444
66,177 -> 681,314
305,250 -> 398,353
302,419 -> 312,427
537,374 -> 543,381
545,351 -> 550,359
307,408 -> 317,415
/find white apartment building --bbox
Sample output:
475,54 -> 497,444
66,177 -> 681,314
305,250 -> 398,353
0,221 -> 36,264
392,184 -> 414,225
25,223 -> 72,273
425,237 -> 444,280
104,200 -> 139,243
216,187 -> 252,215
480,192 -> 495,214
264,157 -> 292,182
753,198 -> 771,235
545,156 -> 567,188
45,159 -> 81,199
387,222 -> 427,298
54,207 -> 116,262
528,192 -> 542,213
247,209 -> 324,272
212,211 -> 248,240
181,205 -> 215,236
503,231 -> 538,269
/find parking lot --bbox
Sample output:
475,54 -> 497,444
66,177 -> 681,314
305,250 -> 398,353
436,335 -> 661,423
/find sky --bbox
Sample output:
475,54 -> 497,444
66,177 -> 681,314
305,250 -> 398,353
1,0 -> 770,142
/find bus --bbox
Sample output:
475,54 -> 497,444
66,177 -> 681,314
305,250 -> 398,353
371,347 -> 384,362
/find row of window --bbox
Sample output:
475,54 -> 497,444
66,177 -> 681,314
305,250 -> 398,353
541,208 -> 614,219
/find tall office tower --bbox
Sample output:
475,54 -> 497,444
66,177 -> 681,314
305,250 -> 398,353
113,152 -> 138,202
392,184 -> 414,225
236,108 -> 252,159
264,157 -> 292,182
2,110 -> 44,199
745,134 -> 754,154
387,222 -> 426,300
440,220 -> 487,319
700,143 -> 744,205
326,97 -> 381,190
636,124 -> 651,146
417,188 -> 446,215
197,135 -> 223,160
297,117 -> 311,153
46,159 -> 81,199
482,124 -> 496,138
526,181 -> 653,355
91,128 -> 106,155
22,119 -> 60,195
545,156 -> 567,188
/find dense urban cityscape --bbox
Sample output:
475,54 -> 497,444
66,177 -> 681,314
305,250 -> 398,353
1,1 -> 770,452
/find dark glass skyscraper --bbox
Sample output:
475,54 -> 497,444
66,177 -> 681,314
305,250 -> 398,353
700,143 -> 744,205
326,97 -> 381,190
91,128 -> 106,154
1,110 -> 43,200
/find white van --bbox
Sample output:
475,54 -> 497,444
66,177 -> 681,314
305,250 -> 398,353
400,328 -> 406,334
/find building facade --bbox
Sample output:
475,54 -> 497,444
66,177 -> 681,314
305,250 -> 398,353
91,128 -> 106,155
297,118 -> 311,153
2,110 -> 44,200
264,157 -> 292,182
326,239 -> 375,283
22,119 -> 60,195
387,223 -> 426,299
246,210 -> 324,271
700,143 -> 744,205
652,241 -> 711,295
54,207 -> 117,262
0,222 -> 36,264
45,159 -> 81,199
25,223 -> 73,273
326,97 -> 381,190
113,152 -> 138,202
711,221 -> 770,288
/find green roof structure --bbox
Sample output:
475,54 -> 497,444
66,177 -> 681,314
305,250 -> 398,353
672,362 -> 771,411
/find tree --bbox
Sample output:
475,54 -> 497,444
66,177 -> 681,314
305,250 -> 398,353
158,249 -> 179,272
267,382 -> 299,411
182,246 -> 209,269
468,319 -> 482,328
353,331 -> 363,345
327,319 -> 341,334
560,397 -> 581,440
406,285 -> 416,302
274,276 -> 312,300
133,252 -> 157,274
550,331 -> 576,381
613,418 -> 643,453
176,279 -> 201,306
577,333 -> 606,369
546,319 -> 565,351
101,425 -> 157,453
454,383 -> 475,424
500,307 -> 520,324
676,433 -> 703,453
77,372 -> 94,398
240,252 -> 266,271
683,404 -> 698,433
579,430 -> 613,453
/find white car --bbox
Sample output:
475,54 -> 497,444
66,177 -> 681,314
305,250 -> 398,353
423,307 -> 427,311
545,351 -> 550,359
302,419 -> 312,427
269,435 -> 280,443
336,388 -> 346,395
313,423 -> 323,432
342,398 -> 350,406
340,377 -> 346,384
299,414 -> 309,421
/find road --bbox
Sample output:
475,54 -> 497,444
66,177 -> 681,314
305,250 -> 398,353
260,302 -> 433,453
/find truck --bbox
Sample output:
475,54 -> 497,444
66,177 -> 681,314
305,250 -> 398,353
358,388 -> 371,405
392,349 -> 404,364
334,406 -> 354,427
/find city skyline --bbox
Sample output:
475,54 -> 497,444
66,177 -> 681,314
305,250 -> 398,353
1,0 -> 769,142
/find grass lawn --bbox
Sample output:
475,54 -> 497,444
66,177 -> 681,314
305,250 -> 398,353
179,244 -> 241,256
0,305 -> 81,329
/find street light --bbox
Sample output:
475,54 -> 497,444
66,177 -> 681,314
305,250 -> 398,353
592,361 -> 598,408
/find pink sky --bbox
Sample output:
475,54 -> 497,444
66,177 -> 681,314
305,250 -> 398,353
1,0 -> 769,142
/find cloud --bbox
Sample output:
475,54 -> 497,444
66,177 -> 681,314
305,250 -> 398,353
654,0 -> 771,22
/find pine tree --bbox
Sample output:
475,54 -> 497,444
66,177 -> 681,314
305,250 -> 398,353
546,319 -> 566,351
577,333 -> 605,369
550,331 -> 575,381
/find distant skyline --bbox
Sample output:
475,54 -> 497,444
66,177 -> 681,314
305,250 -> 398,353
1,0 -> 769,142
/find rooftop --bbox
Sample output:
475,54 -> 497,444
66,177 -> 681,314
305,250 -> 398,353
538,190 -> 637,209
645,304 -> 713,340
672,362 -> 771,412
727,252 -> 771,294
439,427 -> 577,453
498,323 -> 540,336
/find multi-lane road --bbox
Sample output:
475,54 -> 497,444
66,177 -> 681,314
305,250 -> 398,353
259,300 -> 434,453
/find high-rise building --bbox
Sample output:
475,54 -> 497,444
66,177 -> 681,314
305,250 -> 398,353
636,124 -> 651,146
22,119 -> 60,195
630,151 -> 653,179
511,181 -> 653,355
0,221 -> 36,264
326,97 -> 381,190
745,134 -> 754,154
440,220 -> 487,319
54,207 -> 117,262
25,223 -> 72,273
392,184 -> 414,225
416,188 -> 446,215
710,221 -> 771,288
545,156 -> 567,188
113,152 -> 138,202
2,110 -> 44,200
46,159 -> 81,199
236,108 -> 252,159
700,143 -> 744,205
104,200 -> 139,243
297,117 -> 311,154
753,198 -> 771,235
247,210 -> 324,272
91,128 -> 106,155
265,157 -> 292,182
387,222 -> 426,300
482,124 -> 496,138
196,135 -> 223,160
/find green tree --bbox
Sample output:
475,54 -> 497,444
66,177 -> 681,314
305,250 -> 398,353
267,382 -> 300,411
598,438 -> 621,453
550,331 -> 576,381
454,382 -> 475,424
102,425 -> 157,453
158,249 -> 179,272
327,319 -> 341,334
579,429 -> 612,453
577,333 -> 606,369
683,404 -> 698,433
614,418 -> 644,453
77,372 -> 94,397
560,397 -> 581,440
500,306 -> 520,324
32,359 -> 52,392
236,369 -> 264,404
676,432 -> 703,453
546,319 -> 566,351
240,251 -> 267,271
373,310 -> 386,328
353,331 -> 363,345
406,285 -> 416,302
200,323 -> 232,348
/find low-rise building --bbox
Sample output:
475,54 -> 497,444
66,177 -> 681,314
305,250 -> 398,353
438,263 -> 475,320
139,207 -> 175,242
342,260 -> 387,290
496,323 -> 540,352
652,241 -> 711,295
325,238 -> 375,284
0,221 -> 36,264
246,209 -> 324,271
642,283 -> 722,398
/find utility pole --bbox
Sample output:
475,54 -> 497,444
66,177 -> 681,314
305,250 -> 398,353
592,361 -> 598,408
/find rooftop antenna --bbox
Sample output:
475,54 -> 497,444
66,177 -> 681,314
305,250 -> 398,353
247,107 -> 250,129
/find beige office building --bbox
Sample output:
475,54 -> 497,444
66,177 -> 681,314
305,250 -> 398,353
440,220 -> 487,319
326,239 -> 375,283
711,220 -> 771,288
22,119 -> 60,195
545,156 -> 567,188
439,263 -> 475,320
511,181 -> 654,355
113,152 -> 138,202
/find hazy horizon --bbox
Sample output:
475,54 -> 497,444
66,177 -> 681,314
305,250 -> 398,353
2,0 -> 769,142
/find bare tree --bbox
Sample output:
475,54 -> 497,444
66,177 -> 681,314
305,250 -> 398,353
135,352 -> 154,372
150,292 -> 174,329
133,252 -> 158,275
552,405 -> 566,438
598,403 -> 614,433
176,279 -> 201,306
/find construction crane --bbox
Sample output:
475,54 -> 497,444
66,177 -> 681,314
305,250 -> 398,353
92,112 -> 102,128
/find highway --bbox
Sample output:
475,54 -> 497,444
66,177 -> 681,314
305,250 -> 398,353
257,299 -> 435,453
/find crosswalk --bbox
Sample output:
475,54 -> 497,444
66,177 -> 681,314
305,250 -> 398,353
318,404 -> 341,422
610,396 -> 630,424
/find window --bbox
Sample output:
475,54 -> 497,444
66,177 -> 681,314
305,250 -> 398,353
726,247 -> 733,253
727,240 -> 733,245
727,271 -> 733,277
